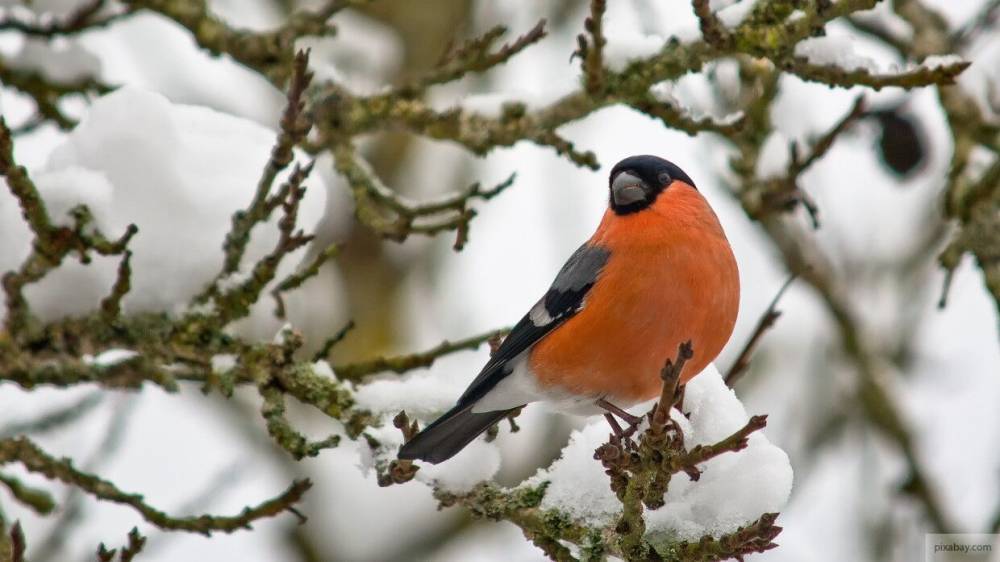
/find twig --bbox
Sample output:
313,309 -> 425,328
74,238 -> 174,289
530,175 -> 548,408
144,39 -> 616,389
333,142 -> 517,249
9,522 -> 26,562
259,385 -> 340,460
32,399 -> 137,562
377,412 -> 420,487
271,242 -> 339,319
408,20 -> 547,93
651,340 -> 692,426
96,528 -> 146,562
0,392 -> 103,439
725,274 -> 797,386
674,512 -> 782,560
576,0 -> 607,94
311,320 -> 356,362
0,436 -> 311,535
783,57 -> 969,90
1,118 -> 137,335
692,0 -> 732,48
203,162 -> 316,328
789,96 -> 867,176
674,415 -> 768,480
100,250 -> 133,320
212,49 -> 313,284
332,327 -> 510,381
0,472 -> 56,515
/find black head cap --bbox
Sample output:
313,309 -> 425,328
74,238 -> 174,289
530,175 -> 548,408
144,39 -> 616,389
608,155 -> 695,215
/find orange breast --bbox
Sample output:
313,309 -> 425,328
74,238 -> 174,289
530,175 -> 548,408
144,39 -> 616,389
527,183 -> 739,405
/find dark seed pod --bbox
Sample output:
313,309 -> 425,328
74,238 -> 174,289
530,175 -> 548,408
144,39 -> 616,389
868,107 -> 926,177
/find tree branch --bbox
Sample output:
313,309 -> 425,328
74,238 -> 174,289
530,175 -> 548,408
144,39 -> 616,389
0,437 -> 311,535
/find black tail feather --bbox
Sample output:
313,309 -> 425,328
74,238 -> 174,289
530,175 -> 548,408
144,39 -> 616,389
397,403 -> 515,464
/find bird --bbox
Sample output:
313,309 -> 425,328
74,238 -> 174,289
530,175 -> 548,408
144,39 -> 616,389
398,155 -> 740,464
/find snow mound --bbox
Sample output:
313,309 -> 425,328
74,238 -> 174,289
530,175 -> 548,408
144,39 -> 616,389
0,87 -> 341,341
361,363 -> 792,537
530,365 -> 793,541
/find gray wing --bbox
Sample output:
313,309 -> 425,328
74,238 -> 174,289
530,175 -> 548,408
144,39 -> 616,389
457,242 -> 611,405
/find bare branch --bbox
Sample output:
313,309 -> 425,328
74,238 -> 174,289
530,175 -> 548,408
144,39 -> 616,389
674,512 -> 782,560
693,0 -> 732,48
96,527 -> 146,562
783,57 -> 969,90
576,0 -> 607,94
333,327 -> 511,381
333,142 -> 516,249
725,274 -> 797,386
312,319 -> 356,362
211,49 -> 314,286
0,437 -> 311,535
0,472 -> 56,515
410,20 -> 547,93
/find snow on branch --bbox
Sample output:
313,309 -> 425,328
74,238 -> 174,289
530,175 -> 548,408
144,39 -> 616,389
396,346 -> 791,561
0,0 -> 993,557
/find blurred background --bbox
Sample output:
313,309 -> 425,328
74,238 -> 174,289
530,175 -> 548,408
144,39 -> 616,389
1,0 -> 999,560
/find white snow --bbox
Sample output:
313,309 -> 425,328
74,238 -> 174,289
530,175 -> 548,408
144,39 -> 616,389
210,354 -> 238,373
529,366 -> 793,541
794,38 -> 967,77
312,360 -> 336,379
361,419 -> 502,494
418,437 -> 502,493
604,32 -> 669,72
361,363 -> 792,538
717,0 -> 758,28
920,54 -> 966,70
353,370 -> 470,421
794,36 -> 878,72
83,348 -> 139,367
756,131 -> 792,179
295,10 -> 402,96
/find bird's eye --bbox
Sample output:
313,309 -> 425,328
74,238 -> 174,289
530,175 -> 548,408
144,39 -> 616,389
658,172 -> 672,186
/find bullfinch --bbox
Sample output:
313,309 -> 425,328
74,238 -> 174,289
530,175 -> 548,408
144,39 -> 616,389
398,155 -> 740,464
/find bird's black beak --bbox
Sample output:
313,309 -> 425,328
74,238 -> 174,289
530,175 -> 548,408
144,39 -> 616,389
611,171 -> 646,207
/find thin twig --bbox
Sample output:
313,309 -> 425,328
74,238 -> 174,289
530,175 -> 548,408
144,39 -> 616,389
725,274 -> 797,387
332,327 -> 510,381
0,436 -> 311,535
